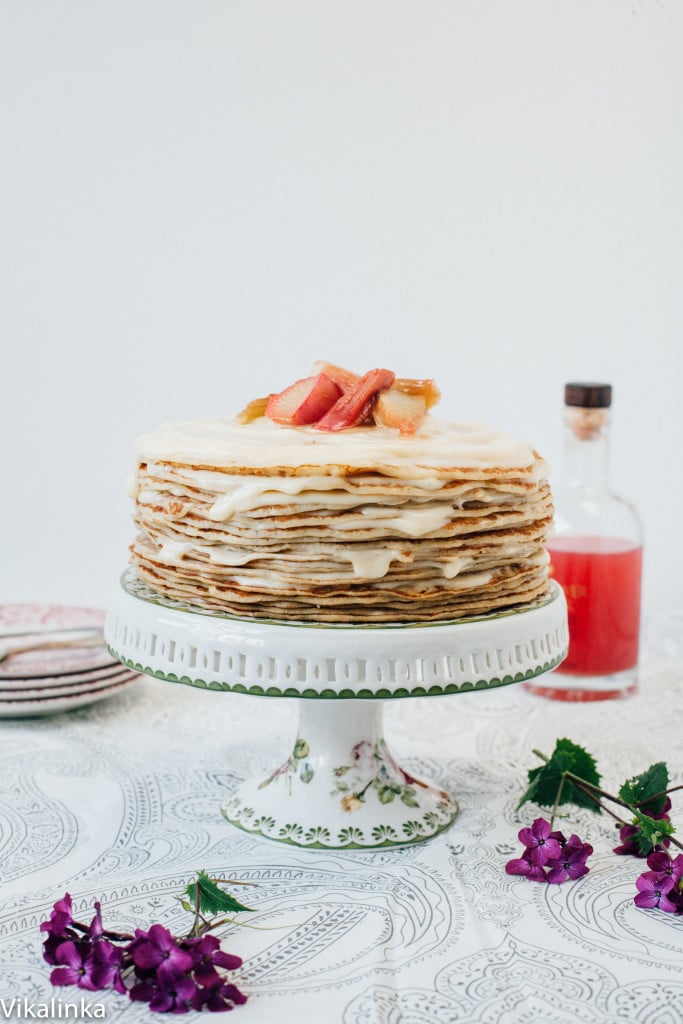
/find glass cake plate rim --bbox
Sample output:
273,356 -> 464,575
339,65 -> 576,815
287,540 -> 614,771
117,567 -> 560,632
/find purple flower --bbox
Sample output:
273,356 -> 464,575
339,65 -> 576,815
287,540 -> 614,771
183,935 -> 243,988
671,854 -> 683,884
505,850 -> 547,882
517,818 -> 562,866
90,940 -> 125,990
40,894 -> 74,938
646,851 -> 675,876
614,798 -> 672,857
644,796 -> 673,818
87,902 -> 104,940
613,823 -> 641,857
638,853 -> 683,914
50,941 -> 103,992
506,822 -> 593,885
545,835 -> 593,885
634,871 -> 679,913
192,980 -> 248,1012
130,924 -> 194,981
130,974 -> 197,1014
40,891 -> 249,1013
42,934 -> 66,967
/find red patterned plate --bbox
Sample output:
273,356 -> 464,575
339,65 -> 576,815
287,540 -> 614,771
0,604 -> 140,716
0,668 -> 139,699
0,676 -> 139,718
0,604 -> 114,679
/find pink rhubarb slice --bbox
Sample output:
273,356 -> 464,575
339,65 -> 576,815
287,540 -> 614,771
265,373 -> 342,426
314,368 -> 395,431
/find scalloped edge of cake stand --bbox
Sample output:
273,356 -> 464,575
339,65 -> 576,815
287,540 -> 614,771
105,573 -> 568,700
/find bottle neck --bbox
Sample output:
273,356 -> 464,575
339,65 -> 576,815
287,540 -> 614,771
561,406 -> 610,489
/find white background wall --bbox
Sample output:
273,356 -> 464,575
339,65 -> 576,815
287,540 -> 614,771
1,1 -> 681,618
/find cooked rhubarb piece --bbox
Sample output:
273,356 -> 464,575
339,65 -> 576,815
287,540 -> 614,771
310,361 -> 360,393
373,388 -> 427,433
265,373 -> 342,426
393,378 -> 441,409
314,368 -> 395,431
236,395 -> 271,424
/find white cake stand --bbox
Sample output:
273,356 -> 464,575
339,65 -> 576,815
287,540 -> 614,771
105,572 -> 567,851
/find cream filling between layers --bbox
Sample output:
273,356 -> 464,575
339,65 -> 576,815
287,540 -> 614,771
132,414 -> 551,593
138,466 -> 544,523
155,539 -> 417,578
149,535 -> 536,584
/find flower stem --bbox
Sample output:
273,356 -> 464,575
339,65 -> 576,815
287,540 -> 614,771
571,776 -> 683,851
562,772 -> 631,818
208,877 -> 255,887
356,776 -> 376,799
70,920 -> 133,942
532,750 -> 683,852
549,773 -> 566,831
190,881 -> 202,938
643,783 -> 683,803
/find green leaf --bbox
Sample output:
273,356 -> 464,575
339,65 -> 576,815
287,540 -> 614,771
619,762 -> 669,816
400,787 -> 420,808
184,870 -> 253,916
629,812 -> 677,856
377,786 -> 396,805
518,738 -> 602,814
293,739 -> 309,759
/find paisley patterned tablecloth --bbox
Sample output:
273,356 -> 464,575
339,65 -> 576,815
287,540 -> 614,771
1,616 -> 682,1023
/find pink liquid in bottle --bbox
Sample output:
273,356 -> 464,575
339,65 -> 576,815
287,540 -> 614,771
548,536 -> 642,676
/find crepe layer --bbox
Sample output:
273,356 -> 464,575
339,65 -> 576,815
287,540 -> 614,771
129,417 -> 553,624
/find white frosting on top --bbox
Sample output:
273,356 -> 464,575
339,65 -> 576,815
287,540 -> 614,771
134,416 -> 543,478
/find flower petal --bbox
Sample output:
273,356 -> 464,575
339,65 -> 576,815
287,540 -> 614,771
531,818 -> 551,841
213,951 -> 243,972
50,967 -> 80,987
218,982 -> 248,1006
505,857 -> 533,877
545,864 -> 569,885
131,941 -> 163,970
55,941 -> 84,971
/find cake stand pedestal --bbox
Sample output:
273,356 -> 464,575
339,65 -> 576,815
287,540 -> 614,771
105,573 -> 567,851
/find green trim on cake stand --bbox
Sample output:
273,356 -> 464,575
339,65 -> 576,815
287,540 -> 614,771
107,645 -> 566,700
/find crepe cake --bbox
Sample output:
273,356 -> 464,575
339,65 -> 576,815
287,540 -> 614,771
127,365 -> 553,624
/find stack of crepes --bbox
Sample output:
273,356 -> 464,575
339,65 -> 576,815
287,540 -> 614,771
128,415 -> 553,623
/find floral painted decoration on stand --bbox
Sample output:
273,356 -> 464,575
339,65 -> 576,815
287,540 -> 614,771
332,739 -> 424,812
507,737 -> 682,915
258,737 -> 314,794
40,872 -> 251,1013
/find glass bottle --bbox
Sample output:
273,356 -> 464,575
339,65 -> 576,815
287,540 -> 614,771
526,382 -> 643,701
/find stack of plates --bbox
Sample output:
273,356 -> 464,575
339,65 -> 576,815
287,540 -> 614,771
0,603 -> 140,718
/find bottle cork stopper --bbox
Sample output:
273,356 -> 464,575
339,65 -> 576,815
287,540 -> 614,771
564,383 -> 612,408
